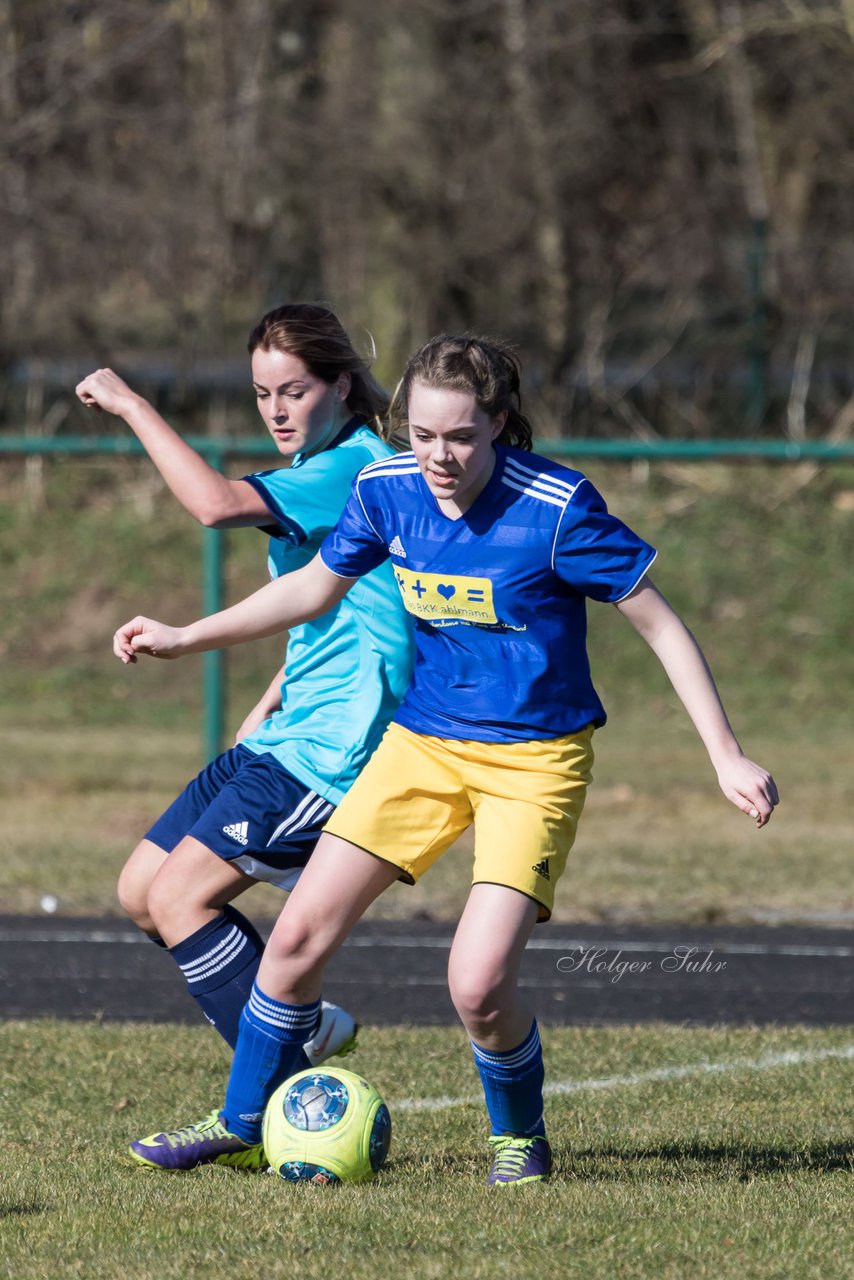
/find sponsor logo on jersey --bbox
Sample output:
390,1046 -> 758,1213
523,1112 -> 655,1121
223,820 -> 249,846
531,858 -> 551,881
393,566 -> 497,624
388,535 -> 406,558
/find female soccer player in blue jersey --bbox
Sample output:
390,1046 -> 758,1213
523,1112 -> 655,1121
113,334 -> 778,1184
76,304 -> 413,1065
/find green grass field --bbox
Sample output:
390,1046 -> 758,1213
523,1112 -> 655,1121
1,1022 -> 851,1279
2,459 -> 851,926
1,456 -> 852,731
1,715 -> 849,924
1,459 -> 852,1277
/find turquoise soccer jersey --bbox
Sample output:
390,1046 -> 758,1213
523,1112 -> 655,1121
320,445 -> 656,742
240,422 -> 414,803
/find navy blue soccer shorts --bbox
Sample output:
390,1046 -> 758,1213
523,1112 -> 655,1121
145,745 -> 335,890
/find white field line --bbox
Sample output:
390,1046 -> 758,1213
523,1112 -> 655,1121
390,1043 -> 854,1113
0,927 -> 851,959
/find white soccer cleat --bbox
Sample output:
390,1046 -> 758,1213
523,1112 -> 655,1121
302,1001 -> 359,1066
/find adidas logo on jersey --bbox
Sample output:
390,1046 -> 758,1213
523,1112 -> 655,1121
531,858 -> 551,881
223,820 -> 249,846
388,535 -> 406,558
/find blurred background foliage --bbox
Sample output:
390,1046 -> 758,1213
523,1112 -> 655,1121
2,0 -> 854,438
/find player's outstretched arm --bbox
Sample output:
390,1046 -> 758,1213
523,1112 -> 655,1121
615,579 -> 780,827
75,368 -> 271,528
113,555 -> 354,664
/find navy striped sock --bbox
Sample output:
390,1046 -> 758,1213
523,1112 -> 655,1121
169,905 -> 264,1048
470,1020 -> 546,1138
222,983 -> 321,1143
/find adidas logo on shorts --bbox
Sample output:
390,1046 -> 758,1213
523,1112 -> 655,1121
531,858 -> 551,881
223,820 -> 249,846
388,535 -> 406,558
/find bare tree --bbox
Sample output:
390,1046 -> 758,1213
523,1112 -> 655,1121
1,0 -> 853,438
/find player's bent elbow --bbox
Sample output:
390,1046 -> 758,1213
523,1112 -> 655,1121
194,484 -> 258,529
197,511 -> 222,529
196,503 -> 236,530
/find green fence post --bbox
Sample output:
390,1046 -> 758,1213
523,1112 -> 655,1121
747,217 -> 769,428
201,445 -> 226,763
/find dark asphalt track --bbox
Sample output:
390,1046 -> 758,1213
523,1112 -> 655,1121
1,916 -> 852,1026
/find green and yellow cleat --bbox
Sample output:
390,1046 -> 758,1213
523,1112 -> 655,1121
129,1109 -> 266,1172
486,1134 -> 552,1186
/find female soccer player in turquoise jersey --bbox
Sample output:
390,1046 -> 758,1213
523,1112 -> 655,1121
76,304 -> 413,1064
113,334 -> 778,1184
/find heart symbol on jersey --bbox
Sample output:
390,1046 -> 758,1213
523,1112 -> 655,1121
437,583 -> 456,600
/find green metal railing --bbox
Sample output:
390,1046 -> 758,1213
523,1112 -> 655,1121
4,434 -> 854,460
3,432 -> 852,760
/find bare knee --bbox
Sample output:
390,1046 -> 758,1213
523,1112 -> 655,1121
265,913 -> 325,971
146,859 -> 209,941
117,874 -> 155,933
143,836 -> 253,946
117,841 -> 165,934
262,912 -> 336,988
448,964 -> 507,1037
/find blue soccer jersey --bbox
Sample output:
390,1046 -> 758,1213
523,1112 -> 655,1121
239,421 -> 414,803
320,445 -> 656,742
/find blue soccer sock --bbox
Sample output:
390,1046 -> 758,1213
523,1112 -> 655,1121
470,1019 -> 547,1138
222,983 -> 321,1143
169,905 -> 266,1048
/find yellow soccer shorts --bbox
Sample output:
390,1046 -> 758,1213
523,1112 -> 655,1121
323,721 -> 594,921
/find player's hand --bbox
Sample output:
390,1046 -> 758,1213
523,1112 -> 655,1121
113,616 -> 187,664
715,753 -> 780,827
76,368 -> 140,417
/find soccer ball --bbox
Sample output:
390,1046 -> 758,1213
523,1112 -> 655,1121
263,1067 -> 392,1185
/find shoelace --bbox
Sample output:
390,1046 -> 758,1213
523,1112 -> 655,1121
164,1110 -> 227,1149
488,1136 -> 537,1176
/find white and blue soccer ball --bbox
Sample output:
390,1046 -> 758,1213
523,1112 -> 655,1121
263,1067 -> 392,1185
